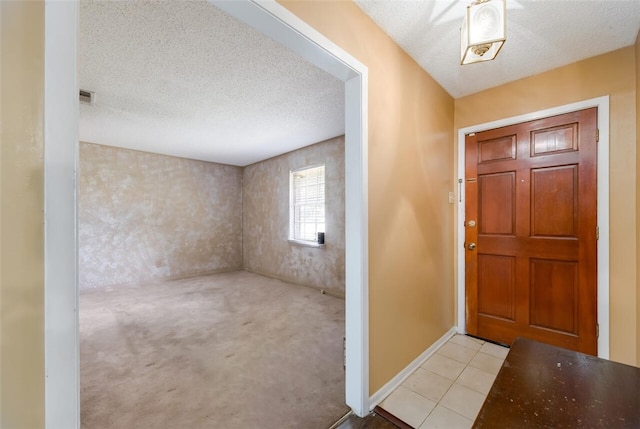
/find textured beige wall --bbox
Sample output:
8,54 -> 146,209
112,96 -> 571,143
243,137 -> 345,295
280,1 -> 456,393
79,143 -> 243,289
0,1 -> 46,427
455,47 -> 638,366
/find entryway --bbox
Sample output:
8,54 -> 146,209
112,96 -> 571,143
456,97 -> 610,358
465,108 -> 597,354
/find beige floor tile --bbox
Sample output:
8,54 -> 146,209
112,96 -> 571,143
402,367 -> 454,402
468,352 -> 504,375
421,353 -> 467,381
448,334 -> 484,351
439,383 -> 487,421
380,386 -> 437,428
456,365 -> 497,395
436,342 -> 478,365
380,338 -> 509,429
479,342 -> 509,359
418,404 -> 474,429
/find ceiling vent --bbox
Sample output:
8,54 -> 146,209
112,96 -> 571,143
79,89 -> 95,106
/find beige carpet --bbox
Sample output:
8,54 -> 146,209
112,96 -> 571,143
80,271 -> 348,428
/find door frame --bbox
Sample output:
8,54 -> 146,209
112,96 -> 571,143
455,96 -> 610,359
43,1 -> 370,427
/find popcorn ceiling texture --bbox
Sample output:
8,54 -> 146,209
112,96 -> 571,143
79,143 -> 243,290
354,0 -> 640,98
243,137 -> 345,295
78,0 -> 344,166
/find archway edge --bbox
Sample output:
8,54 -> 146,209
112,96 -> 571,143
43,1 -> 370,427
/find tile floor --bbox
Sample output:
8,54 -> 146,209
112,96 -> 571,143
378,334 -> 509,429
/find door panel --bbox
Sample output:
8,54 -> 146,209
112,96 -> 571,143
531,166 -> 578,237
529,259 -> 578,334
479,135 -> 517,162
479,172 -> 515,235
465,108 -> 598,355
478,254 -> 515,321
531,123 -> 578,155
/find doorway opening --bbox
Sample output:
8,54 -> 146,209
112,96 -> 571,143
43,1 -> 370,427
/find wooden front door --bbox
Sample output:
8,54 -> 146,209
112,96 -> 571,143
465,108 -> 598,355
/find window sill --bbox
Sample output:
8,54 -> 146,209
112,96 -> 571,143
288,239 -> 325,248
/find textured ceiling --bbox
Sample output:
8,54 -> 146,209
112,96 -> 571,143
79,0 -> 345,166
81,1 -> 640,165
354,0 -> 640,98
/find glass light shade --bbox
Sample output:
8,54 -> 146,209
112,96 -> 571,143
461,0 -> 506,65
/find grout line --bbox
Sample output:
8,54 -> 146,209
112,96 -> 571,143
437,401 -> 479,423
380,335 -> 511,428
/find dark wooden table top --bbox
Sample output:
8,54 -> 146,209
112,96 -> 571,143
473,337 -> 640,428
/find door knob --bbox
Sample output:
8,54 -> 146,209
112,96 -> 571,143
468,242 -> 476,250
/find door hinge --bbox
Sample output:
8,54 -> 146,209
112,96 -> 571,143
596,323 -> 600,338
596,226 -> 599,240
343,336 -> 346,371
595,129 -> 599,142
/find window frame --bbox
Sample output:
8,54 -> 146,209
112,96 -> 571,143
288,164 -> 326,247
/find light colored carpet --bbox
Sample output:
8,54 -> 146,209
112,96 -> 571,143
80,271 -> 348,428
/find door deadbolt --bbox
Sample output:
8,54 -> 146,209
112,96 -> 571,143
467,242 -> 476,250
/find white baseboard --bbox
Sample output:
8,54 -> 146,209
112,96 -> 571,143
369,327 -> 457,409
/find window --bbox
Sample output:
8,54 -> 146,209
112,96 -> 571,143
289,165 -> 325,243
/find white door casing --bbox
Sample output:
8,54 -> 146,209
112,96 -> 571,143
455,96 -> 610,358
43,1 -> 370,427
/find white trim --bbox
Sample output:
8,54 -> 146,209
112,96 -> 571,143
44,0 -> 371,425
211,1 -> 370,415
215,0 -> 363,81
44,2 -> 79,428
288,239 -> 326,248
289,164 -> 326,242
596,98 -> 610,359
345,73 -> 369,415
369,327 -> 457,409
456,96 -> 610,358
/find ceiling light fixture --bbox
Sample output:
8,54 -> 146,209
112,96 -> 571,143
461,0 -> 506,65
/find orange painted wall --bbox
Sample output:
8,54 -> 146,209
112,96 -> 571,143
279,1 -> 456,393
635,31 -> 640,363
0,1 -> 46,427
456,47 -> 638,365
